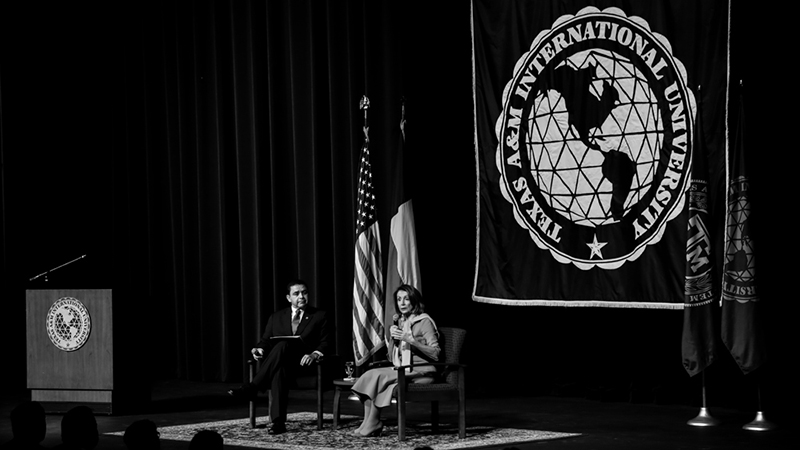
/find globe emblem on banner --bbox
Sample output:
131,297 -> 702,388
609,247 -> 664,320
722,176 -> 757,302
496,6 -> 694,270
46,297 -> 92,351
528,49 -> 660,227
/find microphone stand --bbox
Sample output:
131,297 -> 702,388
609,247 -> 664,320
29,255 -> 87,283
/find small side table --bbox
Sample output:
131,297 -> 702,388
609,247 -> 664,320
332,378 -> 357,430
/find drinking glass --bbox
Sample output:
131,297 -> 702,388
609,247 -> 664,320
344,361 -> 354,380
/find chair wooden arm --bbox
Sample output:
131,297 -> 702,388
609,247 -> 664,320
366,359 -> 393,369
393,362 -> 467,370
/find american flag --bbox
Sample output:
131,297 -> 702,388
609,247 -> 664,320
352,114 -> 386,366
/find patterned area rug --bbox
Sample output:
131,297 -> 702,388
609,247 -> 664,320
109,412 -> 580,450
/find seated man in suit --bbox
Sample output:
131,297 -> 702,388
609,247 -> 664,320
228,279 -> 332,435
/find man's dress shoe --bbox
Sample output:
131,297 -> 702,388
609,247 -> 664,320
227,386 -> 256,401
268,423 -> 287,435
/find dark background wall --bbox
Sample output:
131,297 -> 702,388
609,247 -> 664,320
1,0 -> 794,421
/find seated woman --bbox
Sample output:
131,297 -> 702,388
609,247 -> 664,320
351,284 -> 440,437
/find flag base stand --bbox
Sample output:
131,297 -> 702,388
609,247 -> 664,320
687,407 -> 720,427
743,411 -> 777,431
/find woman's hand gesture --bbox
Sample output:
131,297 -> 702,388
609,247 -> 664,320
390,325 -> 413,343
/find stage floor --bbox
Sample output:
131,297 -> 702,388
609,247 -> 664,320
1,380 -> 792,449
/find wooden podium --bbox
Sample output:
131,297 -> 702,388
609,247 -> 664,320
26,289 -> 145,414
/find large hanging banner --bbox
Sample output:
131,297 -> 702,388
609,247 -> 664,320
472,1 -> 729,307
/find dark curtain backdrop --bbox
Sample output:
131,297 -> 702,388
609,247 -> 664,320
1,0 -> 795,418
113,0 -> 420,382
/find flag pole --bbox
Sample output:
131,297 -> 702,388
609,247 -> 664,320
687,370 -> 720,426
743,374 -> 777,431
352,93 -> 385,373
357,92 -> 370,376
361,95 -> 370,128
684,84 -> 719,428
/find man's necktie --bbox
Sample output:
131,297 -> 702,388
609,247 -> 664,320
292,310 -> 301,335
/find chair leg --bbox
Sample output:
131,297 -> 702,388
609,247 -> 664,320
249,399 -> 256,429
431,401 -> 439,432
458,368 -> 466,438
458,398 -> 466,438
332,387 -> 342,430
398,402 -> 407,441
316,364 -> 323,430
397,370 -> 407,441
249,361 -> 256,428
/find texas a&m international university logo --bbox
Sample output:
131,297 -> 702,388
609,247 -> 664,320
496,7 -> 694,270
46,297 -> 92,351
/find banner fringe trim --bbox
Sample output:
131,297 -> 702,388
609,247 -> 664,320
472,296 -> 683,310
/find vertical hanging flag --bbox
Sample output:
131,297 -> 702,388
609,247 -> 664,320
681,87 -> 717,377
721,87 -> 765,374
471,1 -> 729,308
352,95 -> 386,366
384,99 -> 422,333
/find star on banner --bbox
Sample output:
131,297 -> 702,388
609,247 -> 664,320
587,234 -> 607,259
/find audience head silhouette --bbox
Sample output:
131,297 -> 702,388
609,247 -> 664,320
58,406 -> 98,450
123,420 -> 160,450
4,401 -> 46,449
188,430 -> 223,450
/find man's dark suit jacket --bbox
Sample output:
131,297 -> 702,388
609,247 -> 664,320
255,306 -> 331,357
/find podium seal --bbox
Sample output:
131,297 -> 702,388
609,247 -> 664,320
46,297 -> 92,351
